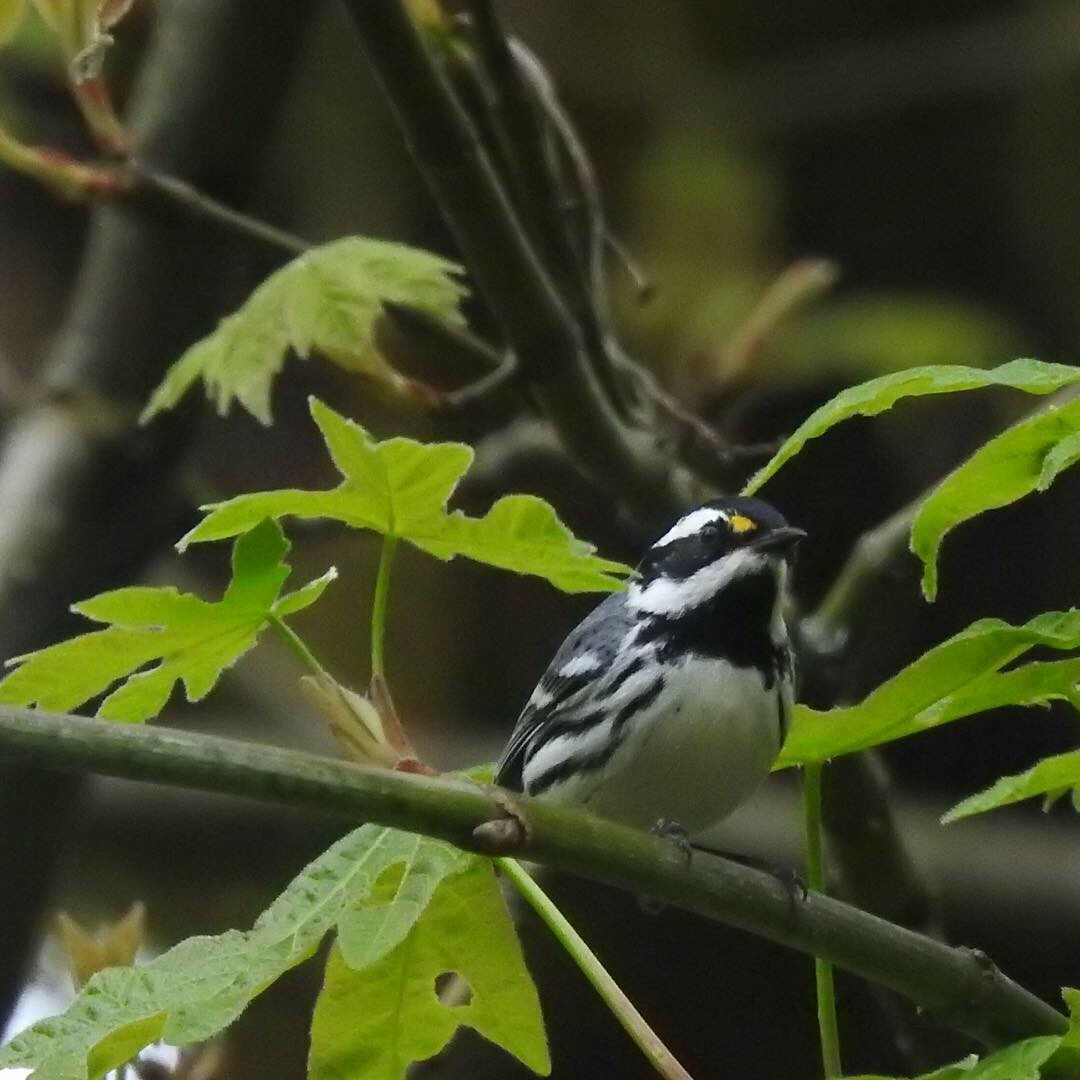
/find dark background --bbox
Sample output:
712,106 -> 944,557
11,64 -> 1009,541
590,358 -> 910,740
0,2 -> 1078,1077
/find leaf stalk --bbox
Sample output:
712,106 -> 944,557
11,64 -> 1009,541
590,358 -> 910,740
804,762 -> 842,1077
497,856 -> 694,1080
371,535 -> 399,679
269,616 -> 327,679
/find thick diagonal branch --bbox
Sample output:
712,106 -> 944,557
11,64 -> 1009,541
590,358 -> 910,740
0,706 -> 1066,1051
340,0 -> 692,520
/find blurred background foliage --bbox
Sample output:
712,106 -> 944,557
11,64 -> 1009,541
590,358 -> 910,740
1,1 -> 1078,1077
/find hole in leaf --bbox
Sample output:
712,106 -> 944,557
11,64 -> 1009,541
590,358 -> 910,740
434,971 -> 471,1007
361,861 -> 406,907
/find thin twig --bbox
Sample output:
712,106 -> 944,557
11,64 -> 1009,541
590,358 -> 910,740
125,163 -> 311,256
379,300 -> 508,397
627,357 -> 784,487
505,37 -> 644,418
506,39 -> 607,328
604,230 -> 655,303
438,361 -> 519,412
455,11 -> 627,420
0,705 -> 1066,1049
348,3 -> 778,498
465,2 -> 598,336
718,258 -> 840,383
494,35 -> 775,486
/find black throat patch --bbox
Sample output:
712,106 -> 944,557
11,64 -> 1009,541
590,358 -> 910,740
636,567 -> 788,687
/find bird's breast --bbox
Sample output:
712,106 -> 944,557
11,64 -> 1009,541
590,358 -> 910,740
579,654 -> 787,835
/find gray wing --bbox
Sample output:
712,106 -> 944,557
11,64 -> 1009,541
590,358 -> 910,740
495,592 -> 637,790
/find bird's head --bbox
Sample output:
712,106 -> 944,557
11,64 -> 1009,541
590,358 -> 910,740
631,496 -> 805,616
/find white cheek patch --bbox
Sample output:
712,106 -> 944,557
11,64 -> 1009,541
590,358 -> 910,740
629,548 -> 768,616
653,507 -> 726,549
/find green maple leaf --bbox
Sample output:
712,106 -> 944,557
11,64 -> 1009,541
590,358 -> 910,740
0,827 -> 547,1080
0,519 -> 336,722
141,237 -> 468,425
743,359 -> 1080,496
780,610 -> 1080,767
846,1035 -> 1061,1080
309,858 -> 550,1079
179,397 -> 631,594
942,749 -> 1080,823
911,396 -> 1080,599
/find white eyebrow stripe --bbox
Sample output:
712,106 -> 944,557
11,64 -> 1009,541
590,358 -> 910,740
653,507 -> 726,548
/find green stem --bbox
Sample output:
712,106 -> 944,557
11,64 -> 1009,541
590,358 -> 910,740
371,535 -> 399,679
269,616 -> 327,678
804,763 -> 842,1077
128,164 -> 311,256
497,857 -> 693,1080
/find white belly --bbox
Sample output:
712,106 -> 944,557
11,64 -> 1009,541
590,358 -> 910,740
541,657 -> 786,836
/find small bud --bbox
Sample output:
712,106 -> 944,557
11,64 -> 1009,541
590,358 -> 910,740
55,901 -> 146,988
301,671 -> 434,774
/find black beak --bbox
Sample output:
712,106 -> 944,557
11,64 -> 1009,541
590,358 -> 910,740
752,525 -> 807,555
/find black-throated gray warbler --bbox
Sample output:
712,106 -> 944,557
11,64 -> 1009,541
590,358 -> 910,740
496,496 -> 804,837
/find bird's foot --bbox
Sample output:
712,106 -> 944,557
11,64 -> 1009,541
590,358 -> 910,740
696,843 -> 809,924
638,819 -> 693,915
650,818 -> 693,865
770,865 -> 809,925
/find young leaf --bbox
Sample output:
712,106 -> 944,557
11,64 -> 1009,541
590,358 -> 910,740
141,238 -> 468,425
912,397 -> 1080,599
423,494 -> 632,592
0,826 -> 477,1079
845,1035 -> 1061,1080
301,670 -> 429,773
942,748 -> 1080,823
56,903 -> 145,988
1040,430 -> 1080,488
309,858 -> 549,1079
180,397 -> 632,593
0,519 -> 336,723
842,1060 -> 977,1080
778,610 -> 1080,767
1048,988 -> 1080,1075
743,359 -> 1080,496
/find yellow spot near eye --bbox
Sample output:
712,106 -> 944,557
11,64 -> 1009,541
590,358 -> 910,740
729,514 -> 757,534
